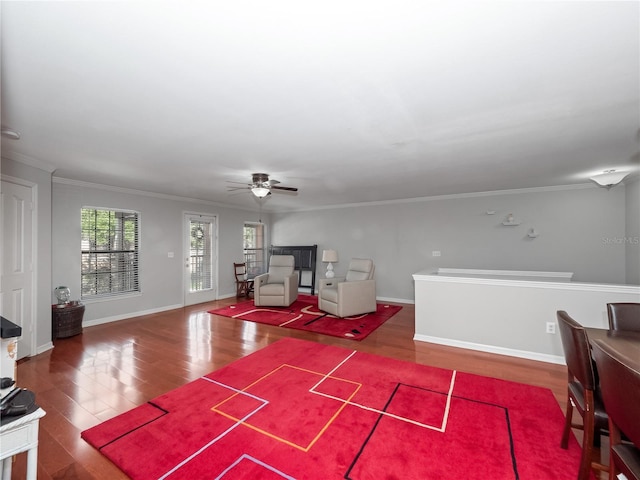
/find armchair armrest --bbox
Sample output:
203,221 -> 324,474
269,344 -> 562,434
284,272 -> 299,303
253,273 -> 269,304
254,272 -> 269,287
337,279 -> 376,298
319,277 -> 346,291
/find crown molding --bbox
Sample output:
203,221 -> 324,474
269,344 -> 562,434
1,151 -> 56,173
274,183 -> 597,213
51,176 -> 610,215
52,176 -> 258,212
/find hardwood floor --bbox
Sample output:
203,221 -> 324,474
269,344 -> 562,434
9,296 -> 577,478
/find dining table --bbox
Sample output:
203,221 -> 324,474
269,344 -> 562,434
585,327 -> 640,370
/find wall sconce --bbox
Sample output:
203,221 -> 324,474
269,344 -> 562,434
322,249 -> 338,278
589,170 -> 629,189
1,127 -> 21,140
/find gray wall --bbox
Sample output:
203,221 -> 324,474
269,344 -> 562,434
271,184 -> 639,302
52,179 -> 269,323
626,177 -> 640,284
1,157 -> 53,352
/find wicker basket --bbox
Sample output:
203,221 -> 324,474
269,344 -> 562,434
52,303 -> 85,339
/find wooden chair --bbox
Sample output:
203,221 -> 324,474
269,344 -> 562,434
607,303 -> 640,332
234,263 -> 253,298
591,339 -> 640,480
557,310 -> 609,480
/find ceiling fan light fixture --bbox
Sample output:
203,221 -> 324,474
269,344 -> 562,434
589,169 -> 630,189
1,127 -> 21,140
251,186 -> 271,198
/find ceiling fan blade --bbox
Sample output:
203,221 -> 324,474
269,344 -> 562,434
272,185 -> 298,192
227,189 -> 251,196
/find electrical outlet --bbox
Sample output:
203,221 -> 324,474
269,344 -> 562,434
546,322 -> 556,334
432,251 -> 441,257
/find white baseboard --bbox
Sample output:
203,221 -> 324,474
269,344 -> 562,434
36,341 -> 54,355
83,303 -> 183,328
413,333 -> 565,365
217,292 -> 238,300
377,295 -> 414,305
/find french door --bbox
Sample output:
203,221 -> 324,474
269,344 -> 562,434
184,213 -> 218,306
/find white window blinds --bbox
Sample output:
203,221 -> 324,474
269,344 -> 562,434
81,207 -> 140,298
243,222 -> 265,277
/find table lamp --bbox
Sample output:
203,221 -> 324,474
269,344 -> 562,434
322,249 -> 338,278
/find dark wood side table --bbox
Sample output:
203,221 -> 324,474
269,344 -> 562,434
51,302 -> 85,340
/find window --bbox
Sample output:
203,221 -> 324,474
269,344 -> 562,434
243,222 -> 265,277
81,207 -> 139,299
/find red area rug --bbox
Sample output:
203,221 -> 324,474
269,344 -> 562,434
82,338 -> 588,480
207,294 -> 402,341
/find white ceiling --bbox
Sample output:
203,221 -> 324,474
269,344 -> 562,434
1,1 -> 639,212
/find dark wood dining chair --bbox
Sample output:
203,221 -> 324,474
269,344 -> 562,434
234,262 -> 253,298
557,310 -> 609,480
607,303 -> 640,332
591,339 -> 640,480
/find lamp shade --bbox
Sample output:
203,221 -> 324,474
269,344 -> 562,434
589,170 -> 629,188
322,249 -> 338,263
251,186 -> 271,198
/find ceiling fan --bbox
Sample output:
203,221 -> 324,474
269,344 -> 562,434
227,173 -> 299,198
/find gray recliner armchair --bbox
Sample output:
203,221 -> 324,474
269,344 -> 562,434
253,255 -> 299,307
318,258 -> 376,318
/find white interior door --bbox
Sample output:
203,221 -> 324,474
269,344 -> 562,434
184,213 -> 218,306
0,179 -> 34,359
